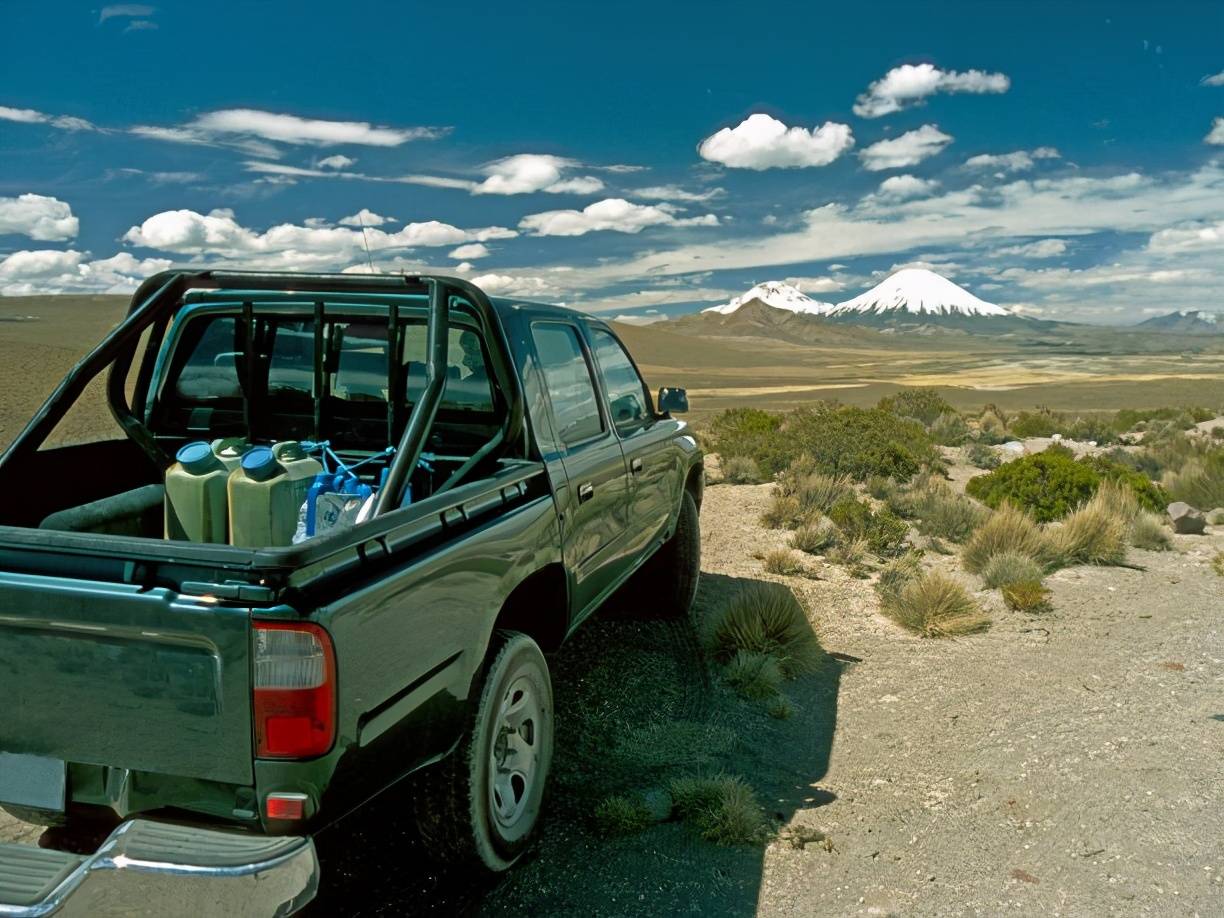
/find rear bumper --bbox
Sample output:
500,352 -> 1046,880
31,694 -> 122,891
0,819 -> 317,917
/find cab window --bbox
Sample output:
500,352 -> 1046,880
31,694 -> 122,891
590,328 -> 651,436
530,323 -> 604,446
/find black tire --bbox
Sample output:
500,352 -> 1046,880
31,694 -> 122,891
413,631 -> 554,872
640,490 -> 701,619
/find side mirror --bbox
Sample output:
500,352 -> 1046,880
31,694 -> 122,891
657,387 -> 689,415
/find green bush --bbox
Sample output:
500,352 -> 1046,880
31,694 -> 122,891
723,650 -> 784,700
669,774 -> 769,845
905,477 -> 989,543
965,442 -> 1000,470
1112,406 -> 1213,434
828,495 -> 910,558
930,412 -> 970,446
877,388 -> 955,426
961,503 -> 1049,574
594,794 -> 654,835
966,449 -> 1166,523
705,583 -> 823,677
705,407 -> 788,474
1161,449 -> 1224,509
1008,409 -> 1059,439
722,455 -> 763,484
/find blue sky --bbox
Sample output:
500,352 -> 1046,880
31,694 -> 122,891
2,0 -> 1223,323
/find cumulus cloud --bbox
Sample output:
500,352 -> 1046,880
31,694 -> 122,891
1200,70 -> 1224,87
120,207 -> 516,271
697,113 -> 854,170
859,125 -> 953,171
0,194 -> 80,241
519,198 -> 718,237
98,4 -> 154,22
449,243 -> 490,259
1147,220 -> 1224,253
469,273 -> 561,298
782,275 -> 842,293
994,238 -> 1068,258
631,185 -> 726,203
964,147 -> 1060,173
188,109 -> 443,147
873,174 -> 940,201
318,154 -> 357,169
402,154 -> 604,196
0,248 -> 172,296
853,63 -> 1011,118
338,208 -> 393,227
0,105 -> 95,131
1207,117 -> 1224,145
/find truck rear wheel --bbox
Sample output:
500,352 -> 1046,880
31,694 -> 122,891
413,631 -> 554,872
640,490 -> 701,619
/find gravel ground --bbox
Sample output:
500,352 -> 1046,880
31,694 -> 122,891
4,466 -> 1222,917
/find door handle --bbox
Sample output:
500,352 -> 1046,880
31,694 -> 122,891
630,457 -> 644,474
577,482 -> 595,502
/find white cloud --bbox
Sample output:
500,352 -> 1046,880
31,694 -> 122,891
697,113 -> 854,170
449,243 -> 490,259
611,313 -> 667,326
469,273 -> 561,298
318,154 -> 357,169
132,125 -> 281,159
632,185 -> 726,203
399,153 -> 604,195
1147,220 -> 1224,253
519,198 -> 718,237
0,250 -> 84,279
338,208 -> 394,227
874,174 -> 940,201
1206,117 -> 1224,145
853,63 -> 1010,118
121,207 -> 516,270
859,125 -> 952,171
964,147 -> 1060,173
98,4 -> 154,22
188,109 -> 443,147
0,105 -> 95,131
0,194 -> 79,241
782,275 -> 843,293
0,249 -> 171,296
1200,70 -> 1224,87
993,238 -> 1068,258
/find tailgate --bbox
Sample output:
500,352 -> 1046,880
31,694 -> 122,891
0,571 -> 254,786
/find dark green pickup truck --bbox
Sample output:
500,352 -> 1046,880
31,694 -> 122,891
0,271 -> 702,916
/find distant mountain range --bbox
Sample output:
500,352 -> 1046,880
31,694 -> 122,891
702,281 -> 831,316
1134,309 -> 1222,335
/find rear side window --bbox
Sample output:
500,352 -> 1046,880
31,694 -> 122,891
531,323 -> 604,446
590,328 -> 651,436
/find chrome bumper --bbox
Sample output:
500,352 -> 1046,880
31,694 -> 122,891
0,818 -> 318,917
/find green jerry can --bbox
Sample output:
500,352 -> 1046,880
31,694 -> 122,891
228,441 -> 322,547
164,439 -> 250,542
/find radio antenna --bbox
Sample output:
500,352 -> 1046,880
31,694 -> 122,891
357,210 -> 375,273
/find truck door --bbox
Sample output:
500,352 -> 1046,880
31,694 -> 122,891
586,325 -> 681,557
528,321 -> 631,618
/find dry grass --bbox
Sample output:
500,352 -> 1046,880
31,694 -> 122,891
705,582 -> 824,677
761,493 -> 804,530
1130,510 -> 1173,551
979,551 -> 1045,589
879,570 -> 991,638
1212,552 -> 1224,577
791,517 -> 840,554
1042,491 -> 1129,567
723,650 -> 785,700
875,551 -> 923,605
961,502 -> 1048,574
766,696 -> 795,720
669,774 -> 769,845
1002,580 -> 1053,614
594,794 -> 654,835
722,455 -> 763,484
906,476 -> 989,543
762,548 -> 805,576
827,536 -> 871,576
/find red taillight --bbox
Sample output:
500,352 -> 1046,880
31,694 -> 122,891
253,622 -> 335,758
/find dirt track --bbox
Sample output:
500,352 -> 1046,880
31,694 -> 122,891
5,476 -> 1222,915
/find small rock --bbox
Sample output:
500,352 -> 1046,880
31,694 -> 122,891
1206,507 -> 1224,526
1167,501 -> 1206,535
1051,433 -> 1063,441
784,824 -> 828,850
1000,441 -> 1026,458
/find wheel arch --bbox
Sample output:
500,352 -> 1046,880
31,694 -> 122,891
489,562 -> 570,654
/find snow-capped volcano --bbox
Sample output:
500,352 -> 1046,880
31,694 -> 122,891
829,268 -> 1010,318
703,281 -> 833,316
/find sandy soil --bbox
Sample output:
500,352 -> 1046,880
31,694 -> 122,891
5,463 -> 1221,916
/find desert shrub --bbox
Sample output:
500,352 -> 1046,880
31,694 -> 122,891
1002,580 -> 1052,614
966,450 -> 1165,522
784,405 -> 944,482
879,570 -> 990,637
1161,450 -> 1224,509
766,696 -> 795,720
594,794 -> 654,835
1212,427 -> 1224,440
977,409 -> 1009,445
792,518 -> 839,554
1213,552 -> 1224,577
705,407 -> 788,475
930,411 -> 970,446
1063,414 -> 1120,445
1113,406 -> 1213,434
723,650 -> 784,700
828,496 -> 910,558
827,537 -> 871,576
865,475 -> 895,500
705,583 -> 823,677
1130,511 -> 1172,551
1042,494 -> 1129,567
874,552 -> 923,606
1008,409 -> 1059,439
1091,478 -> 1140,521
906,478 -> 988,542
669,774 -> 768,845
979,551 -> 1045,589
791,472 -> 854,518
762,549 -> 805,576
722,455 -> 763,484
878,388 -> 955,426
961,503 -> 1048,574
761,494 -> 803,530
965,441 -> 1000,470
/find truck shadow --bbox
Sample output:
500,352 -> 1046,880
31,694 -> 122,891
309,571 -> 842,917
